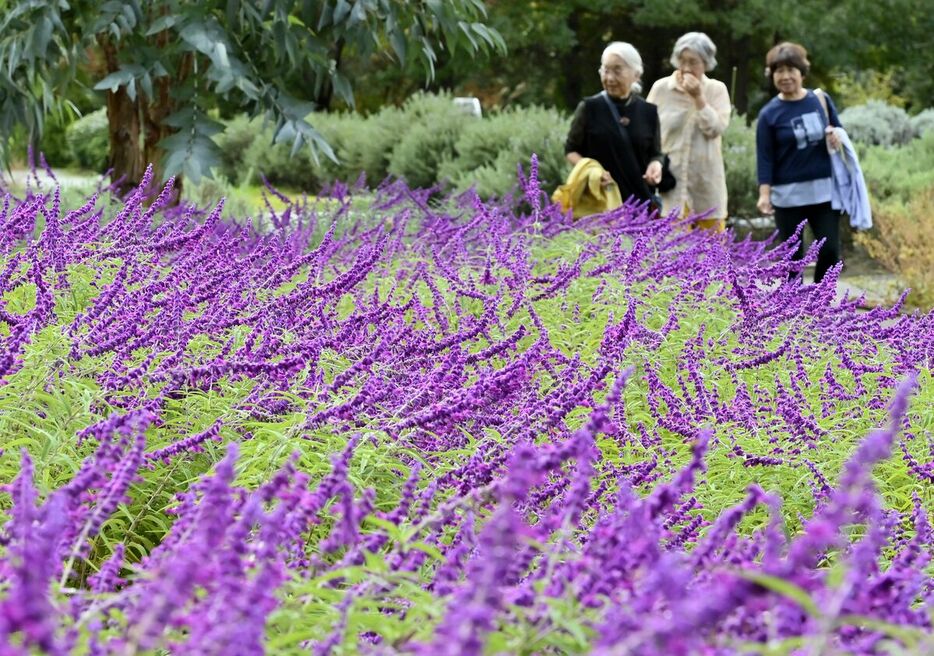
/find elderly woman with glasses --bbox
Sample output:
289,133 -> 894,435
647,32 -> 732,231
564,41 -> 664,208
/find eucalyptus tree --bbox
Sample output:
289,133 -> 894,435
0,0 -> 504,190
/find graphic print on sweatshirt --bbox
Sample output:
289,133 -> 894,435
791,111 -> 825,150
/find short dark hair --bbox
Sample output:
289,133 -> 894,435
765,42 -> 810,76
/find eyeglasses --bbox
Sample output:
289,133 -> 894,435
677,56 -> 704,68
598,65 -> 630,78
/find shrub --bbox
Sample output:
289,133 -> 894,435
387,91 -> 471,190
64,108 -> 109,172
313,112 -> 377,186
831,69 -> 907,109
235,112 -> 356,191
338,104 -> 410,186
213,114 -> 263,185
722,114 -> 758,219
860,130 -> 934,203
240,128 -> 318,190
2,175 -> 933,654
214,109 -> 418,191
183,174 -> 255,218
856,184 -> 934,309
38,110 -> 79,168
839,101 -> 914,147
439,105 -> 568,198
910,108 -> 934,138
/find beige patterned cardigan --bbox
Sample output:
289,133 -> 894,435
647,73 -> 731,219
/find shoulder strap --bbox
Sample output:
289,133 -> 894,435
814,88 -> 830,125
599,92 -> 653,196
600,91 -> 630,142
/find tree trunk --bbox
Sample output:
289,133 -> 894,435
143,74 -> 178,198
100,37 -> 144,195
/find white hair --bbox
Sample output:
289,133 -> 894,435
669,32 -> 718,71
601,41 -> 644,94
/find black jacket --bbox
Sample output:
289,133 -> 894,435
565,92 -> 663,203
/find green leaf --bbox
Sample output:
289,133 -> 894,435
140,71 -> 153,99
179,21 -> 216,57
330,71 -> 354,108
145,15 -> 179,36
333,0 -> 351,24
364,516 -> 406,543
349,1 -> 367,26
214,41 -> 230,69
30,16 -> 54,56
92,64 -> 147,96
408,541 -> 445,562
733,570 -> 822,618
389,28 -> 406,63
457,21 -> 478,52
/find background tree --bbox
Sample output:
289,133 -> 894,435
0,0 -> 505,191
338,0 -> 930,120
334,0 -> 783,116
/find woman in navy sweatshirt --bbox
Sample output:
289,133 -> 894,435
756,42 -> 843,283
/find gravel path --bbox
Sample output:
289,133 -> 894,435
1,168 -> 102,191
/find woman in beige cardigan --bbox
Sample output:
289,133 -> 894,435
647,32 -> 731,231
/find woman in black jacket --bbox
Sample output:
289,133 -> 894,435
565,41 -> 664,205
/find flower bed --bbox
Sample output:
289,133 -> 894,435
1,161 -> 932,654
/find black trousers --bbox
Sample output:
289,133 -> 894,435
774,202 -> 841,283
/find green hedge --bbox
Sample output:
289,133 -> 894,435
722,115 -> 758,219
439,105 -> 568,198
839,101 -> 915,147
217,96 -> 760,214
386,92 -> 470,189
65,108 -> 109,172
860,130 -> 934,203
214,92 -> 569,198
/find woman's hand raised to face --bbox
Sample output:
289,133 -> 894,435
643,160 -> 662,186
676,70 -> 703,98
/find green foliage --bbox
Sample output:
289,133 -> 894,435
0,0 -> 505,184
859,131 -> 934,203
910,109 -> 934,138
839,101 -> 915,148
721,114 -> 759,219
857,131 -> 934,309
831,69 -> 908,109
338,105 -> 411,186
213,112 -> 350,190
386,92 -> 474,190
182,175 -> 262,219
65,108 -> 109,172
857,184 -> 934,310
212,114 -> 262,186
439,105 -> 569,198
219,96 -> 567,197
239,118 -> 326,191
36,108 -> 78,168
